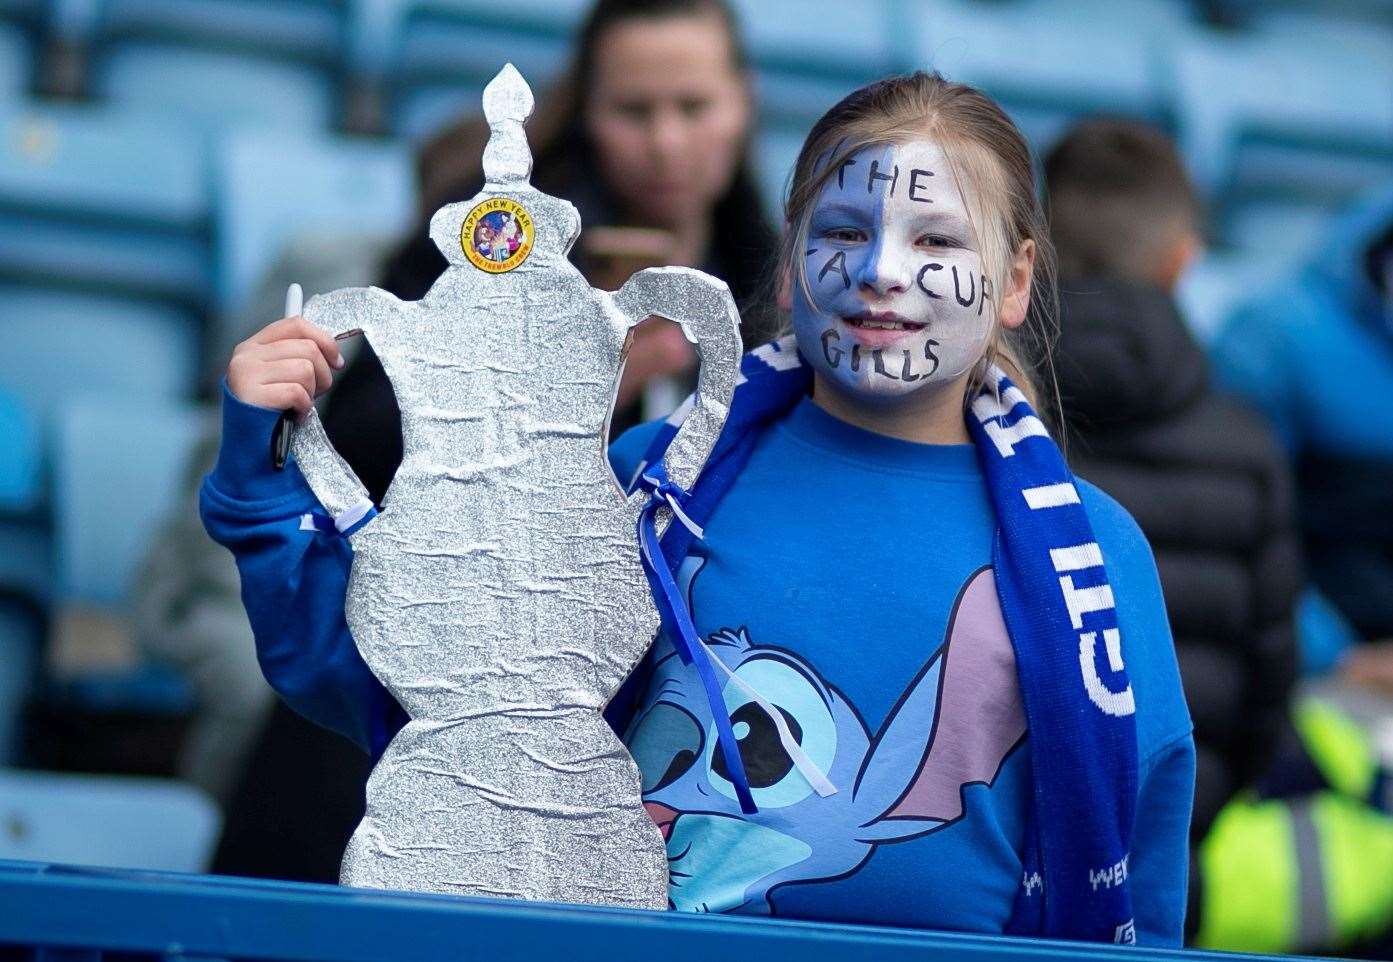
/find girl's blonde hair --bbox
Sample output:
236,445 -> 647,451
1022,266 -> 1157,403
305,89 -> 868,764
776,71 -> 1058,410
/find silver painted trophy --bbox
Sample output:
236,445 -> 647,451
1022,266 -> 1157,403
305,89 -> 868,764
288,64 -> 743,909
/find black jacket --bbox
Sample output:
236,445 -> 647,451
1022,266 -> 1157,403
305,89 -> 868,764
1056,278 -> 1301,839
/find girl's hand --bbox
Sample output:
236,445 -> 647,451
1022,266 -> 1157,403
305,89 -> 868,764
227,315 -> 345,418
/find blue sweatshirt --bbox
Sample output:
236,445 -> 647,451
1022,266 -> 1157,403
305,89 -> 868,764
202,386 -> 1192,943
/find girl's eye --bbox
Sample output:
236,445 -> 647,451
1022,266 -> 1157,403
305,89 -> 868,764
823,228 -> 865,243
677,97 -> 711,119
919,234 -> 958,248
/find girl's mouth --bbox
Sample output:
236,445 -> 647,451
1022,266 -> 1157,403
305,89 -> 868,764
843,311 -> 925,347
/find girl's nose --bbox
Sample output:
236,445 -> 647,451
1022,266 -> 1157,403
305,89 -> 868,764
858,246 -> 910,297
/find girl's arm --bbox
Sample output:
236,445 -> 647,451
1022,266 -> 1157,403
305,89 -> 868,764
200,381 -> 407,757
1129,732 -> 1198,946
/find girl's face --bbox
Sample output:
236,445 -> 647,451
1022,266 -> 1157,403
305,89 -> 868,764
585,12 -> 750,229
792,140 -> 997,407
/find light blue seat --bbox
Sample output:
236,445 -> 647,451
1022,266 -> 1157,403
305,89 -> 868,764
1173,27 -> 1393,247
0,768 -> 219,871
0,102 -> 210,303
0,20 -> 31,98
392,31 -> 568,141
754,125 -> 806,221
729,0 -> 895,127
0,285 -> 198,433
213,128 -> 413,314
907,0 -> 1181,146
94,44 -> 336,132
346,0 -> 580,139
96,0 -> 343,60
45,0 -> 340,130
45,398 -> 208,722
53,398 -> 209,605
730,0 -> 894,75
0,387 -> 39,513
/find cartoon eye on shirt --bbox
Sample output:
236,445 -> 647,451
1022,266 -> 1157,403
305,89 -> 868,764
623,558 -> 1026,915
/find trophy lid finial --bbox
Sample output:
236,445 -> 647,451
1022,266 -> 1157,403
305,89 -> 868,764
482,63 -> 535,185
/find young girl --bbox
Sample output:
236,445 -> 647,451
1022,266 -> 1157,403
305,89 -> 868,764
203,72 -> 1192,944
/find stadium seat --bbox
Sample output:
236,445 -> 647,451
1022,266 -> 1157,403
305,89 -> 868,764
41,0 -> 341,130
729,0 -> 895,128
213,128 -> 413,314
95,0 -> 343,60
0,387 -> 39,513
52,398 -> 209,605
0,285 -> 199,433
93,44 -> 336,131
345,0 -> 581,139
0,102 -> 210,304
0,768 -> 220,871
1172,27 -> 1393,250
0,20 -> 32,98
754,124 -> 804,220
907,0 -> 1181,147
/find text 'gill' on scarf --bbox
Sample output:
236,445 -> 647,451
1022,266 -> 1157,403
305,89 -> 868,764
630,336 -> 1140,944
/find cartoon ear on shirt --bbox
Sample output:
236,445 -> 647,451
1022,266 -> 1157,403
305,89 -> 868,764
853,566 -> 1027,844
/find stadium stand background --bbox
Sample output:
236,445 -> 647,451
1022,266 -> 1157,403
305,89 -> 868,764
0,0 -> 1390,873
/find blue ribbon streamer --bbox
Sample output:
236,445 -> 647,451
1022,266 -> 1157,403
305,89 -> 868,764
635,463 -> 757,814
305,506 -> 378,539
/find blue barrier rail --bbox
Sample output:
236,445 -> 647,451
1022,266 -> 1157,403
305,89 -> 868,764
0,859 -> 1312,962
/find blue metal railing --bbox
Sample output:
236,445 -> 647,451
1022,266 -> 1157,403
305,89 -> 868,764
0,860 -> 1312,962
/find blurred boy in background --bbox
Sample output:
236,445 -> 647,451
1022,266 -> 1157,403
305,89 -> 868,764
1046,119 -> 1393,956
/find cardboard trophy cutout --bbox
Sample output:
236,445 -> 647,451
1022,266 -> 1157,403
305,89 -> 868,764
289,64 -> 742,909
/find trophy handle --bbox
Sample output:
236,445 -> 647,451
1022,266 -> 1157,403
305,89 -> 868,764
290,286 -> 400,539
612,267 -> 742,495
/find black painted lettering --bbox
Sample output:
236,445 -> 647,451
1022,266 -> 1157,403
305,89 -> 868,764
867,159 -> 899,196
952,265 -> 976,307
872,349 -> 898,380
820,328 -> 843,367
916,262 -> 944,299
978,275 -> 993,317
908,168 -> 934,203
805,248 -> 818,257
836,155 -> 857,190
924,339 -> 941,376
819,251 -> 850,290
850,344 -> 863,373
899,349 -> 920,381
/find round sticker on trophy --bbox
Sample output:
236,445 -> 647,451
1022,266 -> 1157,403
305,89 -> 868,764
462,197 -> 534,272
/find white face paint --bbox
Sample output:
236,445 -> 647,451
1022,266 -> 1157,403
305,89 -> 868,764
792,140 -> 995,405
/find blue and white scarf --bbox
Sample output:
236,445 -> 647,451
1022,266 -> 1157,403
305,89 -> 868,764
630,337 -> 1140,944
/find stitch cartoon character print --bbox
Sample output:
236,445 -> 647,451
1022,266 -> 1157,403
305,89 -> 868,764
623,556 -> 1026,914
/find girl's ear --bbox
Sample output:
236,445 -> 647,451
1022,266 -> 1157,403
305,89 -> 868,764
998,238 -> 1036,331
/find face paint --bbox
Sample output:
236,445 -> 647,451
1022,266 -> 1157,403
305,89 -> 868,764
792,140 -> 994,405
